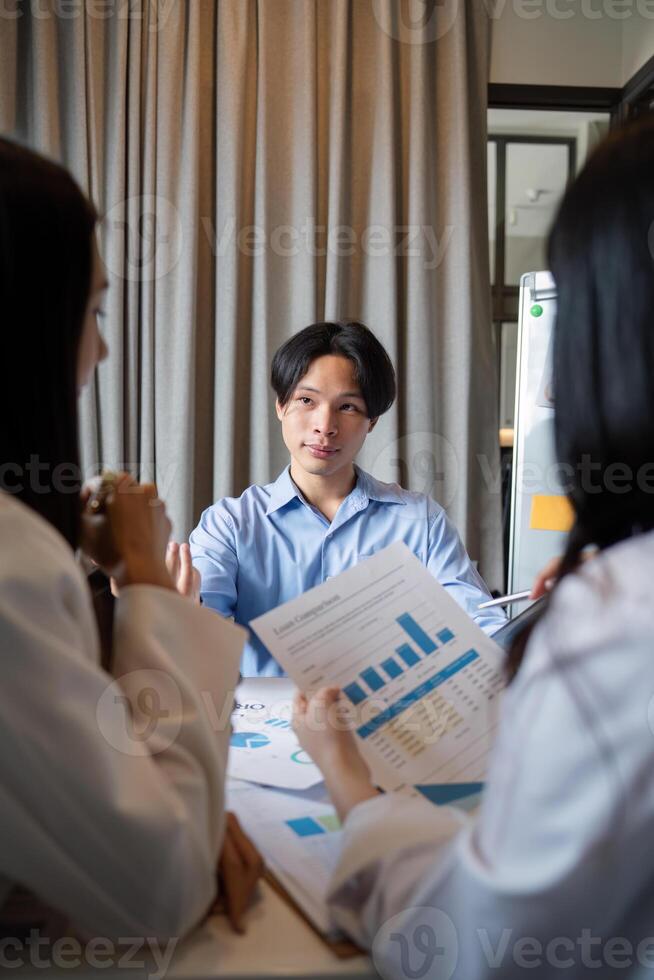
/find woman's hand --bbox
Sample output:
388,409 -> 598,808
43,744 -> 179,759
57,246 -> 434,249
530,548 -> 598,600
529,555 -> 561,600
293,687 -> 379,821
166,542 -> 201,603
215,813 -> 264,934
80,473 -> 174,591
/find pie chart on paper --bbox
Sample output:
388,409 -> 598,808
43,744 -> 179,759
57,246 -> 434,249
230,732 -> 271,750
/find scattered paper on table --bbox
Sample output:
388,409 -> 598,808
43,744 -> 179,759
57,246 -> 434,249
229,677 -> 323,791
226,777 -> 343,939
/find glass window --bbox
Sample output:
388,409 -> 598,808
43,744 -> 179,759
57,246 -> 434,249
488,141 -> 496,286
499,321 -> 518,429
504,143 -> 569,286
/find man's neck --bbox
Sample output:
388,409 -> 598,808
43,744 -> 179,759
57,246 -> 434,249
289,462 -> 357,523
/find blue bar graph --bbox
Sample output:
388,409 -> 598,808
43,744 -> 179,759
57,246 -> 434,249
360,667 -> 385,692
344,681 -> 367,705
438,628 -> 455,644
397,643 -> 420,668
381,658 -> 404,680
357,649 -> 480,739
397,613 -> 437,654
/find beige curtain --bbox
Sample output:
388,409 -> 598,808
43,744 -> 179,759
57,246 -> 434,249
0,0 -> 502,587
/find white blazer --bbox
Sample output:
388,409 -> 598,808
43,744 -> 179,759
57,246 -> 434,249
0,493 -> 241,941
328,531 -> 654,979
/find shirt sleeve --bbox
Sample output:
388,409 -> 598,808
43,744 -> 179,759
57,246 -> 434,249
189,504 -> 239,619
427,504 -> 506,635
0,545 -> 243,942
327,608 -> 626,978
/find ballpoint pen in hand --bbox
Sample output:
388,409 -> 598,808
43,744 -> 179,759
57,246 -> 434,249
478,590 -> 533,610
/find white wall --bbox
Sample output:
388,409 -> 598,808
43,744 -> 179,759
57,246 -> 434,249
622,13 -> 654,82
490,1 -> 623,87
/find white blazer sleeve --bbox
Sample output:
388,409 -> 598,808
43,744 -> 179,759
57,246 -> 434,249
327,568 -> 649,978
0,505 -> 243,942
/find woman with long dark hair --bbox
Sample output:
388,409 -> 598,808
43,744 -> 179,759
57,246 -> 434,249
294,115 -> 654,978
0,140 -> 259,942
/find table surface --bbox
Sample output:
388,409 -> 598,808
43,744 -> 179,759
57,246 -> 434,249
13,882 -> 378,980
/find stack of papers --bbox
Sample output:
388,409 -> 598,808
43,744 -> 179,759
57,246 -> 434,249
226,778 -> 343,939
228,677 -> 323,791
228,543 -> 506,939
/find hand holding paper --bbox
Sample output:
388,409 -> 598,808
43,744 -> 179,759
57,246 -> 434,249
251,542 -> 506,793
292,687 -> 379,821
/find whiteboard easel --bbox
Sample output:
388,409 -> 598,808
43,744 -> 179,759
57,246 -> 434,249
507,272 -> 572,600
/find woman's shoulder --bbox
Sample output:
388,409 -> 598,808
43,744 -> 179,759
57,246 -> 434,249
0,492 -> 82,588
555,532 -> 654,617
525,531 -> 654,678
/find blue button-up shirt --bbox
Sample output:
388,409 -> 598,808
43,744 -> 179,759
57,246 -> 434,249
190,466 -> 506,676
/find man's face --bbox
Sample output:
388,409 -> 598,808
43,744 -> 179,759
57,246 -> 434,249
276,354 -> 375,481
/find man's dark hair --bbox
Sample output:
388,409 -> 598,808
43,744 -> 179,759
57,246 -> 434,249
270,321 -> 396,418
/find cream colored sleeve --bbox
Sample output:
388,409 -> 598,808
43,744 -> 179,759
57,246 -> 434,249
0,531 -> 244,942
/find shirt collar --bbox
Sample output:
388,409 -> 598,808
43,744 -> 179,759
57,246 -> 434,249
353,466 -> 407,506
265,466 -> 302,515
265,464 -> 406,516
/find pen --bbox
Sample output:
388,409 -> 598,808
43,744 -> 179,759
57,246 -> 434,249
478,590 -> 533,610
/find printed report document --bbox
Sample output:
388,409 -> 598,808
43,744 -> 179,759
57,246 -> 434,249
251,542 -> 505,793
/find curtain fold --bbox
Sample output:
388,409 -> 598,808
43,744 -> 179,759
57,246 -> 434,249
0,0 -> 502,587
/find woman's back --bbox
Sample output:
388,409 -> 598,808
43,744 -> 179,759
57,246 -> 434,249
0,490 -> 243,940
326,534 -> 654,976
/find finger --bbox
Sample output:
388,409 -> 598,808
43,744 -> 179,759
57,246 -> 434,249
107,473 -> 137,505
530,573 -> 556,599
310,686 -> 341,712
191,567 -> 202,603
530,556 -> 561,598
219,829 -> 247,934
293,689 -> 308,711
113,472 -> 136,493
226,813 -> 264,876
166,541 -> 180,570
165,542 -> 180,580
131,481 -> 158,501
177,544 -> 193,595
292,690 -> 308,727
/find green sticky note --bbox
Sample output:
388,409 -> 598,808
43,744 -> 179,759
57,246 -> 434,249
317,813 -> 341,832
531,304 -> 543,318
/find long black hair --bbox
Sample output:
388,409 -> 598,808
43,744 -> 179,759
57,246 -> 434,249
509,114 -> 654,678
0,138 -> 97,550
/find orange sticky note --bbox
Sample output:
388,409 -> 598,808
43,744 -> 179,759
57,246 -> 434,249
529,495 -> 574,532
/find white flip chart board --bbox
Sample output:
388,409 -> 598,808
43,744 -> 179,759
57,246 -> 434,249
507,271 -> 573,597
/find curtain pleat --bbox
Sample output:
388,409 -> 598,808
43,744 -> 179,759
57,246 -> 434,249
0,0 -> 502,587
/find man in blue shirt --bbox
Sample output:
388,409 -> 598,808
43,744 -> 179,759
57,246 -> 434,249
190,321 -> 505,675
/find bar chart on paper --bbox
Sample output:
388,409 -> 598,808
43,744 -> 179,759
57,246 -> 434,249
251,542 -> 506,792
343,611 -> 458,705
